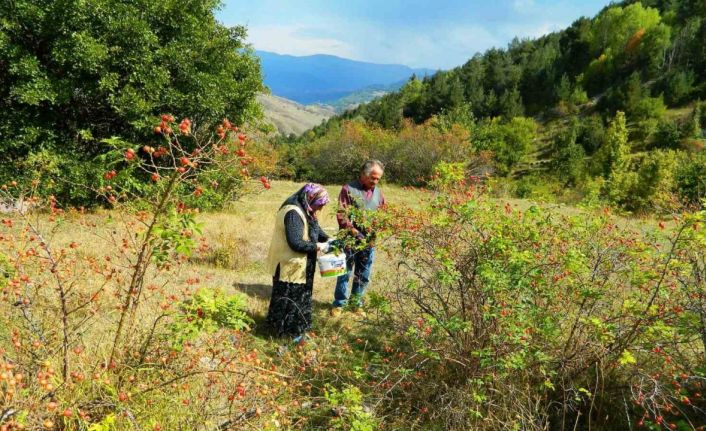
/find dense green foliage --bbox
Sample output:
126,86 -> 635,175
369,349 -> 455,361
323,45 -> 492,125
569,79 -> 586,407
292,0 -> 706,212
287,119 -> 474,186
0,0 -> 263,205
323,0 -> 705,125
170,288 -> 252,349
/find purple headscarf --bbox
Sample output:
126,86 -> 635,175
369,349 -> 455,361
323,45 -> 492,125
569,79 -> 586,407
302,183 -> 329,218
281,183 -> 330,221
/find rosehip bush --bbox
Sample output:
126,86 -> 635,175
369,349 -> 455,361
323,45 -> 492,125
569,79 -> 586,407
0,117 -> 284,429
97,116 -> 277,211
371,170 -> 706,429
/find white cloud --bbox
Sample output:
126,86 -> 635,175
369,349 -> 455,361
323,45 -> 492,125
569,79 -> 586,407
337,23 -> 504,69
512,0 -> 536,13
245,24 -> 358,59
500,21 -> 563,40
245,19 -> 553,70
447,25 -> 504,52
391,25 -> 504,68
220,0 -> 613,70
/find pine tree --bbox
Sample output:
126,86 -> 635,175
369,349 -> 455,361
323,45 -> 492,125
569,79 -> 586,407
499,87 -> 525,119
688,102 -> 703,138
554,119 -> 586,185
598,111 -> 630,178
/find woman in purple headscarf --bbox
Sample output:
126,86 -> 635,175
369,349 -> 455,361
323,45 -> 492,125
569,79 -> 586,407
265,183 -> 331,340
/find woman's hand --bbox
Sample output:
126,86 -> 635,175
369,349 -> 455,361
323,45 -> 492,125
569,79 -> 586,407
317,242 -> 331,253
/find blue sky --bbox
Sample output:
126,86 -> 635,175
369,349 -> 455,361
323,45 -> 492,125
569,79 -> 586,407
217,0 -> 612,70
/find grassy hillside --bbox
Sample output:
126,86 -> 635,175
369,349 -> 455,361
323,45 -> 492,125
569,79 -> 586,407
257,94 -> 335,136
326,81 -> 406,112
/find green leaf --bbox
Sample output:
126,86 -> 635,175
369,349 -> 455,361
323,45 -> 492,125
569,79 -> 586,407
619,350 -> 637,366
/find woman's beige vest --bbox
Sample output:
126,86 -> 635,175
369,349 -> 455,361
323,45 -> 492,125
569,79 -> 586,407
267,205 -> 310,284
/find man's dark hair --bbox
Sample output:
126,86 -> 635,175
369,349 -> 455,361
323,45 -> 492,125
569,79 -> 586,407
360,159 -> 385,176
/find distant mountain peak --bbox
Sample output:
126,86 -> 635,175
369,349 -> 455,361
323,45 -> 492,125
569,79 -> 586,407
257,50 -> 433,70
255,50 -> 435,105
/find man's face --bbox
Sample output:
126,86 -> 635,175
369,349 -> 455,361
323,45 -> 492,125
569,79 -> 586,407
360,166 -> 383,190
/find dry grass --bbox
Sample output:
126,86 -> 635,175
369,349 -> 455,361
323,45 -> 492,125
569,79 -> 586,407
4,180 -> 662,325
19,180 -> 661,325
663,103 -> 697,122
0,180 -> 421,335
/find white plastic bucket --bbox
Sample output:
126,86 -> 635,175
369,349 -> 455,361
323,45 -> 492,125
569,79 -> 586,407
318,252 -> 347,278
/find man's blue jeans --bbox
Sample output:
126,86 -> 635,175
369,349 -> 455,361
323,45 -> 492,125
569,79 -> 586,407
332,247 -> 375,308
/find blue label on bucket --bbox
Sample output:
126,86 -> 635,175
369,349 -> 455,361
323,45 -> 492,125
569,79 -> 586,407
318,253 -> 347,278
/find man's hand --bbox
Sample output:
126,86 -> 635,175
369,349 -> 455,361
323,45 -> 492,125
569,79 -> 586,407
350,227 -> 365,240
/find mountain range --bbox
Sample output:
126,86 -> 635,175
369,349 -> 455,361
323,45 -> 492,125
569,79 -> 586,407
256,50 -> 434,106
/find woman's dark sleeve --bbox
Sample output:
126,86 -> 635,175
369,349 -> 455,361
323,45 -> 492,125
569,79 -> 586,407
284,210 -> 317,253
317,226 -> 330,242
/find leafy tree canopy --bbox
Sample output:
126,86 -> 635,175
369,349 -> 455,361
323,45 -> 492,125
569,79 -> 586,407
0,0 -> 263,204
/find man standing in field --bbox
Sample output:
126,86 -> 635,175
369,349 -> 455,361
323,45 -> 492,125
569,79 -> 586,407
331,160 -> 386,316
